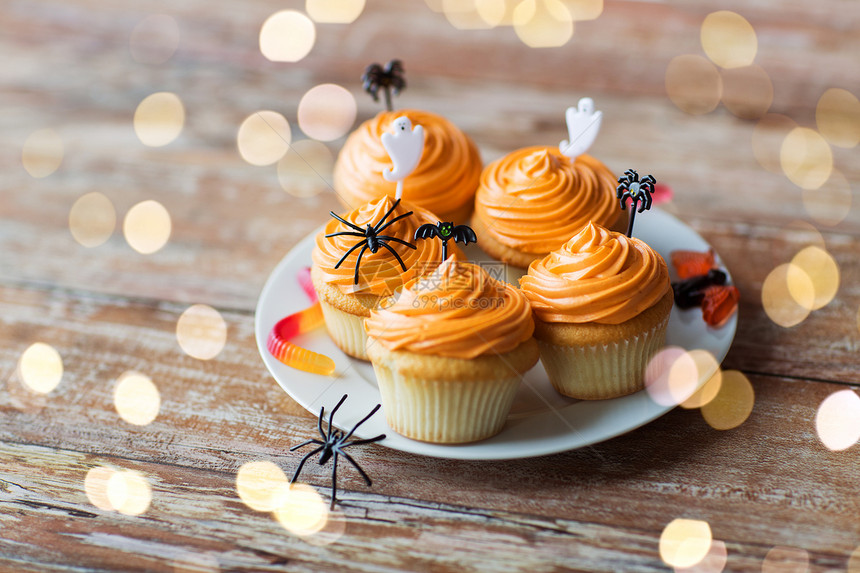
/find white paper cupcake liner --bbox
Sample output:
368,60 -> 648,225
538,317 -> 669,400
318,299 -> 369,360
371,362 -> 521,444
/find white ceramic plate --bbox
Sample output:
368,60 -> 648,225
255,208 -> 736,460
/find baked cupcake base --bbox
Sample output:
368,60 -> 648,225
366,339 -> 539,443
311,265 -> 381,360
534,291 -> 673,399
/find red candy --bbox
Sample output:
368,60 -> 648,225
267,303 -> 335,376
701,285 -> 740,327
671,249 -> 716,280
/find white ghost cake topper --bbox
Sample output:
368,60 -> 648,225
382,116 -> 425,200
559,97 -> 602,160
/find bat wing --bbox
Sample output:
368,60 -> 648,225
413,223 -> 440,240
452,225 -> 477,245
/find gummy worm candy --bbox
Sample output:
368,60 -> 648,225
267,302 -> 335,376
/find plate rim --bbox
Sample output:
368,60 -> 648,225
254,207 -> 737,460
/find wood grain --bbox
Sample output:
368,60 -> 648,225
2,0 -> 859,569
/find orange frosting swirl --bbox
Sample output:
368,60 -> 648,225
474,146 -> 620,253
333,110 -> 482,220
313,197 -> 460,296
365,259 -> 535,359
519,223 -> 670,324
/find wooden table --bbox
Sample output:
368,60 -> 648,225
2,0 -> 859,571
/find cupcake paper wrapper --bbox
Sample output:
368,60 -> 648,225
371,362 -> 521,444
318,299 -> 369,360
538,317 -> 669,400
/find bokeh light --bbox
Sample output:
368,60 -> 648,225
513,0 -> 574,48
563,0 -> 602,21
297,84 -> 357,142
176,304 -> 228,360
443,0 -> 496,29
701,370 -> 754,430
673,539 -> 727,573
645,348 -> 721,408
770,221 -> 825,267
272,483 -> 329,537
815,389 -> 860,451
645,346 -> 688,406
259,11 -> 316,63
762,264 -> 812,328
134,92 -> 185,147
85,466 -> 117,511
69,192 -> 116,248
720,65 -> 772,120
816,88 -> 860,149
761,546 -> 809,573
114,371 -> 161,426
848,546 -> 860,572
106,470 -> 152,516
236,461 -> 288,512
665,55 -> 722,116
700,11 -> 757,69
123,200 -> 171,254
678,350 -> 722,410
306,0 -> 365,24
22,128 -> 64,178
237,111 -> 292,166
780,127 -> 833,190
277,139 -> 334,198
752,114 -> 798,174
304,508 -> 347,546
129,14 -> 180,65
17,342 -> 63,394
802,170 -> 851,226
659,518 -> 713,569
787,246 -> 838,310
476,0 -> 511,27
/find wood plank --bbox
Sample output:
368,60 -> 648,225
1,285 -> 859,571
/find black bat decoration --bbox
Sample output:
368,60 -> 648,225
413,221 -> 477,260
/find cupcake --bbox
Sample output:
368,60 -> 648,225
365,259 -> 539,443
312,196 -> 460,360
333,109 -> 482,222
471,145 -> 626,269
519,222 -> 672,399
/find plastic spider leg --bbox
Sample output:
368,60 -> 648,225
339,434 -> 387,449
328,394 -> 349,430
291,445 -> 325,484
317,404 -> 328,441
378,241 -> 408,272
374,210 -> 414,234
353,244 -> 370,284
325,231 -> 367,239
618,192 -> 632,209
289,438 -> 324,452
373,200 -> 409,233
329,452 -> 339,510
329,211 -> 364,233
341,403 -> 382,442
333,240 -> 367,270
375,235 -> 417,250
340,450 -> 373,486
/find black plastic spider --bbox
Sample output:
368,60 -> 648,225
362,59 -> 406,112
616,169 -> 657,238
414,221 -> 477,260
290,394 -> 386,510
326,198 -> 417,285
